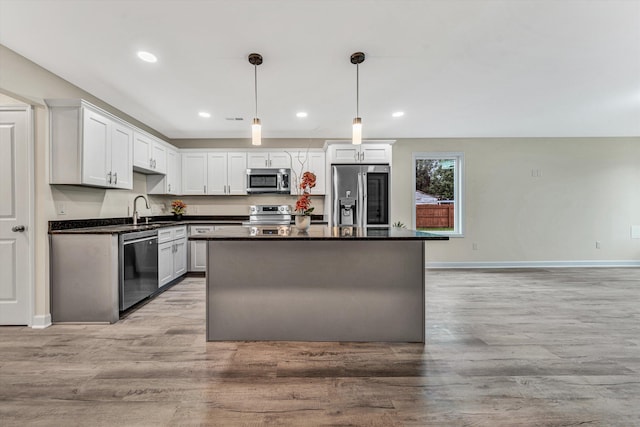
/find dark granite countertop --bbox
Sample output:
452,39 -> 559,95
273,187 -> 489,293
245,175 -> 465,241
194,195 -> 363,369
48,215 -> 327,235
189,225 -> 449,241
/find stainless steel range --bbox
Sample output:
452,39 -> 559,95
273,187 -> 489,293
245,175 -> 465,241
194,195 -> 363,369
244,204 -> 292,236
244,205 -> 292,225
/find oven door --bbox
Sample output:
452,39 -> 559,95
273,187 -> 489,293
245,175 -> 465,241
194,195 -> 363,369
120,234 -> 159,311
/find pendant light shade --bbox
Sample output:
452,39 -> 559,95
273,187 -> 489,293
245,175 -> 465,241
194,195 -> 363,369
248,53 -> 263,146
351,52 -> 365,145
352,117 -> 362,145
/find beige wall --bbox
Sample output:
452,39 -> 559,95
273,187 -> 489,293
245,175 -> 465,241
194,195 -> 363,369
392,138 -> 640,264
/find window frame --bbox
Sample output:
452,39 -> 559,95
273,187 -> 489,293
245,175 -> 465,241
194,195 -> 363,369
412,152 -> 464,237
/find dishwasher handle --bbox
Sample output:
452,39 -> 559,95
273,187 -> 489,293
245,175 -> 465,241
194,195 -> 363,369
122,236 -> 158,246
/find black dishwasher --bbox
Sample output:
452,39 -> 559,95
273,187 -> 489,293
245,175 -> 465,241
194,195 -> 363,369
119,229 -> 158,311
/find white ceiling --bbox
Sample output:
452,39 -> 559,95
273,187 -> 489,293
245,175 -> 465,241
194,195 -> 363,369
1,0 -> 639,139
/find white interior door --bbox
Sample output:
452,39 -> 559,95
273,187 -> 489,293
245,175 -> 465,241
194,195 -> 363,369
0,107 -> 33,325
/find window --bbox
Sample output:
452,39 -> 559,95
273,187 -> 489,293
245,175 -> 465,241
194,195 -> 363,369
412,152 -> 463,236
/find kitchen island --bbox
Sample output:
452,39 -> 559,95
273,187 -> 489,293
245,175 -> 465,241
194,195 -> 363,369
191,225 -> 448,342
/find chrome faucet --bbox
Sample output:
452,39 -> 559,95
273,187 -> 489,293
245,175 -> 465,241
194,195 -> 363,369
132,195 -> 150,225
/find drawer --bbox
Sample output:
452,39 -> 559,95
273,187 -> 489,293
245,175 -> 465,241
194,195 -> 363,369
189,225 -> 215,236
173,225 -> 187,239
158,225 -> 188,243
158,227 -> 175,243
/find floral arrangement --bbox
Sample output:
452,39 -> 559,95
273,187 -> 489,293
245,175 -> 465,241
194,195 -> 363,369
171,200 -> 187,215
294,171 -> 316,216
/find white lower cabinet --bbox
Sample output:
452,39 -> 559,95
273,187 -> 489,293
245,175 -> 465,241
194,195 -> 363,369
188,225 -> 215,272
158,226 -> 187,286
188,225 -> 244,272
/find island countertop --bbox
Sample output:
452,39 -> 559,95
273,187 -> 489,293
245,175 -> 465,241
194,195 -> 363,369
189,225 -> 449,241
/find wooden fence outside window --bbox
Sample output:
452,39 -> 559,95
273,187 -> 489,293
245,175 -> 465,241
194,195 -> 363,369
416,204 -> 454,228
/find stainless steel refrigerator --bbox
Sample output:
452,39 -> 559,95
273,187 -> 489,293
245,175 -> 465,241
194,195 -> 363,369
332,164 -> 390,228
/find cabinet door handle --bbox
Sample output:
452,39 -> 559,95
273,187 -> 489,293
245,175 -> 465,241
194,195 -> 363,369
113,172 -> 118,185
12,225 -> 26,232
168,183 -> 171,192
204,185 -> 206,194
107,171 -> 112,184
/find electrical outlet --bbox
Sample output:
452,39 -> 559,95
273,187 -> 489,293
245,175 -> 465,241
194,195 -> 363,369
192,206 -> 198,214
595,241 -> 601,249
57,202 -> 66,215
472,243 -> 478,250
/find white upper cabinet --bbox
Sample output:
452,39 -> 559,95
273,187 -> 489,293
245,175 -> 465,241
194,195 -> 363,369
247,151 -> 291,169
289,150 -> 326,195
227,151 -> 248,194
181,152 -> 208,195
133,131 -> 167,174
182,151 -> 246,195
109,120 -> 134,189
207,151 -> 247,195
47,99 -> 133,189
147,146 -> 180,195
206,152 -> 227,194
328,143 -> 392,164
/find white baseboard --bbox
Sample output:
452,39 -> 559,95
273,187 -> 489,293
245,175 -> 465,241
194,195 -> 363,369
426,260 -> 640,269
31,313 -> 52,329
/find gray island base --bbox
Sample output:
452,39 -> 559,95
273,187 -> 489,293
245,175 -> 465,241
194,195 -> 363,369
195,226 -> 448,342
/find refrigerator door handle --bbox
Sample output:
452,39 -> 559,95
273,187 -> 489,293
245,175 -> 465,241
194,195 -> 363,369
361,172 -> 367,227
357,171 -> 364,227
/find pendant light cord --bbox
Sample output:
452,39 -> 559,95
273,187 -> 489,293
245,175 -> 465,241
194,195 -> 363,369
254,64 -> 258,118
356,62 -> 359,117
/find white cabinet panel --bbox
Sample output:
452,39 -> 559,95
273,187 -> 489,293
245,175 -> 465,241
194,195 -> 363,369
188,225 -> 215,272
269,152 -> 291,168
158,226 -> 188,285
81,109 -> 110,187
207,153 -> 227,195
330,145 -> 359,163
181,152 -> 207,195
290,151 -> 325,195
151,142 -> 167,174
227,151 -> 247,195
148,147 -> 180,195
133,131 -> 167,174
183,151 -> 246,195
110,122 -> 133,189
133,131 -> 153,170
47,99 -> 134,189
174,238 -> 187,277
247,152 -> 269,168
328,143 -> 391,164
361,144 -> 392,163
247,151 -> 290,169
158,241 -> 174,286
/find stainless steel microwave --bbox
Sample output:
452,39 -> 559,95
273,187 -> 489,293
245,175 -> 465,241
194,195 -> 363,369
246,168 -> 291,194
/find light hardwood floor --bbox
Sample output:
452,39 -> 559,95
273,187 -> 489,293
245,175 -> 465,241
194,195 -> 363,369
1,269 -> 639,426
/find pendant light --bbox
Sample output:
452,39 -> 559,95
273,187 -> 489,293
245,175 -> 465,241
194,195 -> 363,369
351,51 -> 365,145
248,53 -> 263,146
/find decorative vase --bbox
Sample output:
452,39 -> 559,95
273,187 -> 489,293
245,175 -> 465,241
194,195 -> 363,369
173,213 -> 183,221
294,215 -> 311,232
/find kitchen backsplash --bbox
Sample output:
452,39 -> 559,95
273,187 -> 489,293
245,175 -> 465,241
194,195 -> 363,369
49,172 -> 326,219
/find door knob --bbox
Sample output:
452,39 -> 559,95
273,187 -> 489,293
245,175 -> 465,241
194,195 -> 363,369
12,225 -> 26,232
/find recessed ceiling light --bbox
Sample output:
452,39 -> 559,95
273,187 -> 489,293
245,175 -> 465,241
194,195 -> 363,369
392,111 -> 404,118
137,51 -> 157,63
198,112 -> 211,118
296,112 -> 308,118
